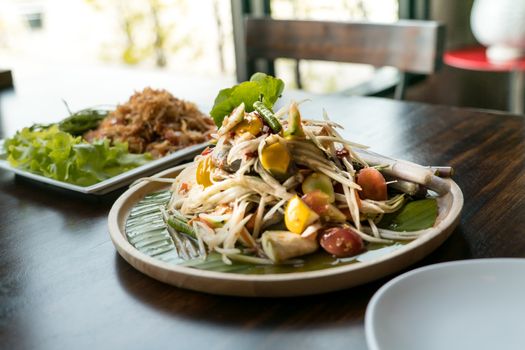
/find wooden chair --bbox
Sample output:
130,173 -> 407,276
241,18 -> 445,99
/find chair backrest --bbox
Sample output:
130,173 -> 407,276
243,17 -> 445,98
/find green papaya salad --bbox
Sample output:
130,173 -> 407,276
151,73 -> 454,265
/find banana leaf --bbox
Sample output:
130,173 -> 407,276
125,191 -> 184,264
125,191 -> 425,274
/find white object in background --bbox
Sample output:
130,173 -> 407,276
471,0 -> 525,62
365,259 -> 525,350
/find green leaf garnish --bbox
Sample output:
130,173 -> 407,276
378,198 -> 438,231
210,73 -> 284,127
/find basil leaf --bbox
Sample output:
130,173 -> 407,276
250,72 -> 285,107
210,73 -> 285,127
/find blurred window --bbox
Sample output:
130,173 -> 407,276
0,0 -> 236,78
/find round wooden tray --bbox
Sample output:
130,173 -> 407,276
108,164 -> 463,297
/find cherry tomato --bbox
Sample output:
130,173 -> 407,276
319,227 -> 364,257
357,167 -> 387,201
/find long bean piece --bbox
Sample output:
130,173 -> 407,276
253,101 -> 282,133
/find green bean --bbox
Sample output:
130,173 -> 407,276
167,217 -> 197,238
58,109 -> 108,135
253,101 -> 282,133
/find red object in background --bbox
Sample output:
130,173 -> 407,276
444,46 -> 525,114
444,46 -> 525,71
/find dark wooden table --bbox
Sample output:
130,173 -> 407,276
1,68 -> 525,350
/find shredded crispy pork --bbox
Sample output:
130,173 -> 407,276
84,88 -> 215,158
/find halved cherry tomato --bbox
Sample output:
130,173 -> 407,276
302,190 -> 346,222
319,227 -> 364,257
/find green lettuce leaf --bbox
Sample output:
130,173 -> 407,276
3,125 -> 151,187
378,198 -> 438,231
210,73 -> 284,127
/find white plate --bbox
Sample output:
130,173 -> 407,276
365,258 -> 525,350
108,165 -> 463,297
0,139 -> 206,195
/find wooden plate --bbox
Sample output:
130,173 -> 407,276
108,164 -> 463,297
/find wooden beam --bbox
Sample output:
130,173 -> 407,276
0,70 -> 13,90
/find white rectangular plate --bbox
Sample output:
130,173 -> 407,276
0,140 -> 206,195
